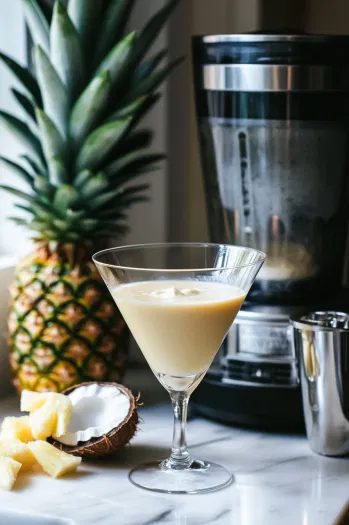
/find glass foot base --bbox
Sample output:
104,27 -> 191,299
129,459 -> 233,494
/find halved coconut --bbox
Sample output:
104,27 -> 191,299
50,382 -> 139,458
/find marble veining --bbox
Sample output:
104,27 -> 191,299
0,373 -> 348,524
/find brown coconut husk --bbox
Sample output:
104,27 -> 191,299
49,382 -> 140,458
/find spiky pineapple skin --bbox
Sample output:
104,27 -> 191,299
8,244 -> 128,394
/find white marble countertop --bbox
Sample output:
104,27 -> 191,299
0,370 -> 349,525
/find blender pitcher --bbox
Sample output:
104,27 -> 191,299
192,34 -> 349,304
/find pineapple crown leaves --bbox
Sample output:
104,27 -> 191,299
0,0 -> 182,244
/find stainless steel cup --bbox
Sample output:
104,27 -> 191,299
291,311 -> 349,456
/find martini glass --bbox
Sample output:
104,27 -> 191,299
93,243 -> 265,494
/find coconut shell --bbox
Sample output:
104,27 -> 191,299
50,382 -> 139,458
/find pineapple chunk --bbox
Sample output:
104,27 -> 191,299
21,390 -> 72,440
0,456 -> 22,490
21,390 -> 46,412
28,441 -> 81,479
0,442 -> 35,471
0,416 -> 34,443
54,398 -> 72,439
29,396 -> 58,440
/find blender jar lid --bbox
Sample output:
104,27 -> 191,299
192,33 -> 349,66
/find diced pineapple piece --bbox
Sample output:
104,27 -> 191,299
53,398 -> 72,439
29,396 -> 58,440
28,441 -> 81,479
0,442 -> 35,471
0,456 -> 22,490
20,390 -> 46,412
0,416 -> 34,443
21,391 -> 72,440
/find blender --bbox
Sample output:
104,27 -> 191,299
191,34 -> 349,430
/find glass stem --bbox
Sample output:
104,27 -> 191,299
167,391 -> 192,469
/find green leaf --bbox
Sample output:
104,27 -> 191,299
15,204 -> 35,215
0,52 -> 42,105
0,111 -> 44,167
115,93 -> 162,132
31,225 -> 59,238
34,176 -> 55,199
131,50 -> 167,85
104,149 -> 146,176
124,154 -> 165,171
90,183 -> 148,209
97,208 -> 127,220
30,220 -> 53,233
0,157 -> 34,187
79,172 -> 109,199
107,165 -> 161,188
121,130 -> 153,154
11,89 -> 37,123
35,109 -> 66,180
50,0 -> 84,98
0,185 -> 48,210
118,195 -> 149,207
52,219 -> 70,231
22,0 -> 50,54
115,183 -> 149,200
126,163 -> 162,177
88,187 -> 125,209
42,231 -> 60,240
126,58 -> 183,102
105,152 -> 165,178
50,156 -> 68,185
96,31 -> 135,86
68,0 -> 103,49
79,219 -> 99,231
106,96 -> 146,122
31,204 -> 55,221
70,71 -> 111,144
20,154 -> 47,177
93,0 -> 136,67
113,168 -> 162,188
66,208 -> 85,220
63,232 -> 81,241
74,169 -> 92,188
129,93 -> 162,129
53,185 -> 79,213
131,0 -> 179,65
9,217 -> 29,226
35,46 -> 69,137
76,118 -> 131,172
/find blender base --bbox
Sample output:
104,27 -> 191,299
191,376 -> 304,432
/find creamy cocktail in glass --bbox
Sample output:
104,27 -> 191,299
113,280 -> 245,391
93,243 -> 265,494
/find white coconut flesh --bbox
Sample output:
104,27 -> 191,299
57,384 -> 131,446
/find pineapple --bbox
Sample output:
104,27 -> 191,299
20,389 -> 47,411
0,416 -> 34,443
0,0 -> 180,393
21,389 -> 72,439
0,457 -> 22,490
28,441 -> 81,478
0,442 -> 36,471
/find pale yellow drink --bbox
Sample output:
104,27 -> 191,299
112,281 -> 245,377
